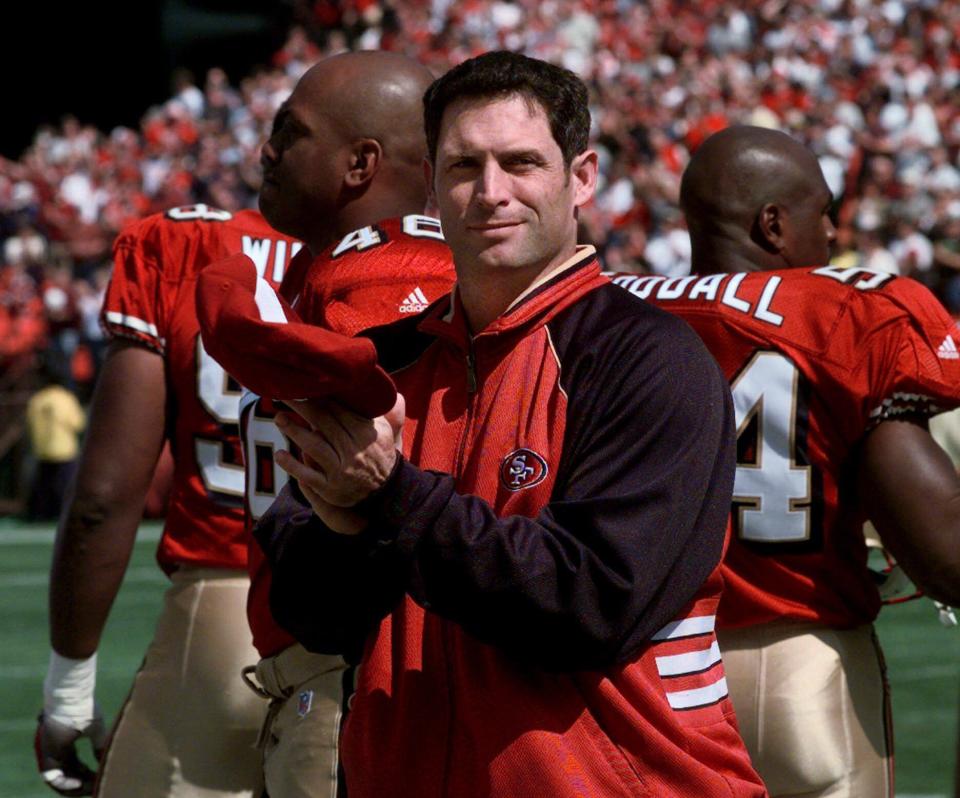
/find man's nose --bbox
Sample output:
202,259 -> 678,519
475,162 -> 510,209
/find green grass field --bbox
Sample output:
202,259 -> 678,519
0,518 -> 957,797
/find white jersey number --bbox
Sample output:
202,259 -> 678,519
731,351 -> 813,543
195,339 -> 245,499
166,203 -> 233,222
241,399 -> 289,521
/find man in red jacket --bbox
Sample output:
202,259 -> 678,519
255,51 -> 767,797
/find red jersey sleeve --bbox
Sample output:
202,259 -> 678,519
858,276 -> 960,424
101,216 -> 174,353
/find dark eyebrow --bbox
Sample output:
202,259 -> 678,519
502,149 -> 547,163
271,102 -> 311,137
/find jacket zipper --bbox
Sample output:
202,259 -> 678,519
453,340 -> 478,475
443,340 -> 478,796
465,345 -> 478,394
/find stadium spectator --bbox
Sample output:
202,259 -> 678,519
39,264 -> 81,388
4,219 -> 47,266
25,370 -> 85,521
0,260 -> 45,377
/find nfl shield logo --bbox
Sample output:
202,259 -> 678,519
297,690 -> 314,718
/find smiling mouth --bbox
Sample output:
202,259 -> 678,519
468,222 -> 520,232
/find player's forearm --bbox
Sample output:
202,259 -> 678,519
50,491 -> 144,658
47,341 -> 167,658
888,497 -> 960,607
861,419 -> 960,606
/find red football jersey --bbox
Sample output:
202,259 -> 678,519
610,266 -> 960,628
102,204 -> 301,572
240,214 -> 456,656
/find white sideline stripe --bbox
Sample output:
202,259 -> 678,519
0,525 -> 162,545
665,676 -> 728,710
0,565 -> 165,588
652,615 -> 715,641
104,311 -> 161,340
656,641 -> 721,677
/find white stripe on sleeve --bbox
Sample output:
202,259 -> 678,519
104,311 -> 161,340
665,677 -> 728,710
655,641 -> 722,677
652,615 -> 716,641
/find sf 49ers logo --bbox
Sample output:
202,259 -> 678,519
500,448 -> 548,491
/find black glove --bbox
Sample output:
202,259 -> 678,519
35,712 -> 106,796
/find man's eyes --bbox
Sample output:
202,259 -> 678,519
446,156 -> 542,171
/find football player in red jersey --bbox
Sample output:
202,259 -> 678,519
36,206 -> 300,796
610,125 -> 960,797
234,52 -> 455,798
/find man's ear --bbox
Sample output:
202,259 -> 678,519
423,157 -> 438,214
757,202 -> 786,252
570,149 -> 599,209
345,139 -> 383,188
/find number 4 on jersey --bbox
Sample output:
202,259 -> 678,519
731,351 -> 814,544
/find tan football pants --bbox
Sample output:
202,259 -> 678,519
244,642 -> 349,798
95,568 -> 265,798
717,623 -> 893,798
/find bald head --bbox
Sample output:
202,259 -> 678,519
259,51 -> 435,251
680,126 -> 836,272
297,51 -> 435,171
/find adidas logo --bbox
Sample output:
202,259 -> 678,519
399,287 -> 430,313
938,335 -> 959,360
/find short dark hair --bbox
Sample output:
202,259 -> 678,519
423,51 -> 591,168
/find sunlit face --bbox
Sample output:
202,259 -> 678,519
428,94 -> 595,281
258,77 -> 344,246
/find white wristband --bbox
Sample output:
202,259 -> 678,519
43,650 -> 98,731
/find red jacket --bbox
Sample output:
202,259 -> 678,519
257,249 -> 767,797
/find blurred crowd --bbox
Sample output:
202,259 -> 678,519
3,0 -> 960,390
